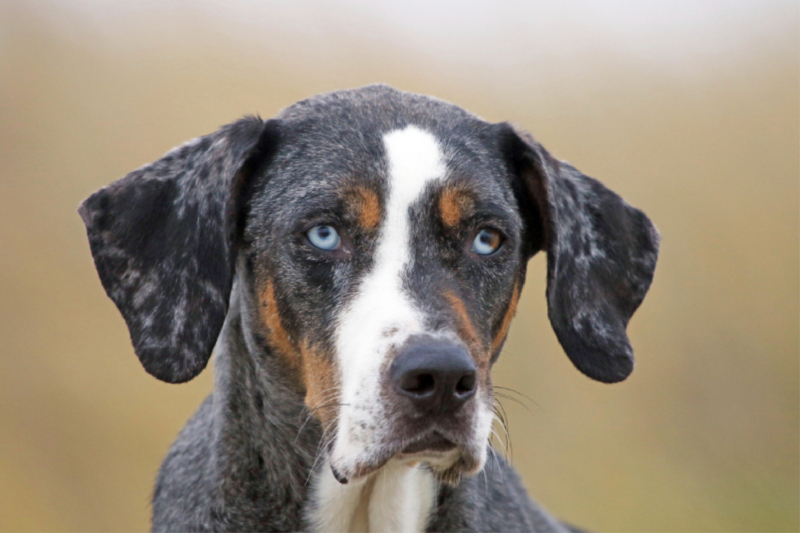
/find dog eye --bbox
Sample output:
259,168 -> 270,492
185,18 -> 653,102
471,228 -> 502,255
307,225 -> 342,251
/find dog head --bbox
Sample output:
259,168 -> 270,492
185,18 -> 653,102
80,85 -> 659,485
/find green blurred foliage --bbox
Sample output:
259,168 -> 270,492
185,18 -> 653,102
0,1 -> 797,531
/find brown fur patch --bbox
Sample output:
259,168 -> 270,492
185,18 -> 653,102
260,278 -> 303,373
260,278 -> 340,427
347,187 -> 381,230
491,282 -> 521,356
300,341 -> 339,427
438,187 -> 475,228
443,290 -> 484,364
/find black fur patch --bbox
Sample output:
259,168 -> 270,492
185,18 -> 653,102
79,117 -> 274,383
499,124 -> 660,382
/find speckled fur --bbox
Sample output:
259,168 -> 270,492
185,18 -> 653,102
80,85 -> 658,532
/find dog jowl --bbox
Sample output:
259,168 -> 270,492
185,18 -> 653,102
80,85 -> 658,532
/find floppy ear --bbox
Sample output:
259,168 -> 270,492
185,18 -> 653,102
79,117 -> 278,383
500,124 -> 660,383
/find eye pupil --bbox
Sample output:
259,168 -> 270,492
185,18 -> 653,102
472,228 -> 502,255
307,225 -> 341,251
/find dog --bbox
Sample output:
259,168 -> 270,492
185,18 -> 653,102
80,85 -> 659,532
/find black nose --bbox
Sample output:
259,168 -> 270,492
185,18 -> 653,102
390,340 -> 477,413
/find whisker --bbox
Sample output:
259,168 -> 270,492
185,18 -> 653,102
494,386 -> 542,412
481,457 -> 489,496
490,426 -> 509,459
294,400 -> 348,444
305,414 -> 342,486
492,403 -> 513,460
293,386 -> 345,443
493,392 -> 533,415
487,444 -> 506,485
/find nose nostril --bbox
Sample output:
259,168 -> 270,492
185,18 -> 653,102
455,373 -> 477,396
390,340 -> 477,410
402,372 -> 436,395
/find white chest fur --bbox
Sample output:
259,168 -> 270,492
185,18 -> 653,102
309,460 -> 436,533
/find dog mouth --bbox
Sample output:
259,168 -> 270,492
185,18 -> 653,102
398,431 -> 457,454
327,391 -> 492,485
329,429 -> 471,485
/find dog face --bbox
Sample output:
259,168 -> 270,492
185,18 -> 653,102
80,85 -> 659,485
242,112 -> 529,483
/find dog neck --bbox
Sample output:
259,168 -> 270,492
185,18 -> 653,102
209,283 -> 318,528
308,459 -> 436,533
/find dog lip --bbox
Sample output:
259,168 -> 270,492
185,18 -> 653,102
339,430 -> 471,482
400,432 -> 457,454
330,463 -> 349,484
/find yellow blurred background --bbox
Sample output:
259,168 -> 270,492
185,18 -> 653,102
0,1 -> 797,531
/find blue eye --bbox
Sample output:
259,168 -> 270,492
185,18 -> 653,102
472,228 -> 502,255
307,225 -> 341,251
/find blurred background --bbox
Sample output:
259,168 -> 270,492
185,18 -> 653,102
0,0 -> 797,531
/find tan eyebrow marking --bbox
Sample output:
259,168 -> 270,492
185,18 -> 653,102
345,186 -> 381,230
438,186 -> 475,228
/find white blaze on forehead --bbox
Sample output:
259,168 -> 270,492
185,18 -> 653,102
383,126 -> 446,211
331,126 -> 445,471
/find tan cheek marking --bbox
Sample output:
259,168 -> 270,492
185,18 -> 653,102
300,341 -> 339,427
491,282 -> 521,356
439,187 -> 474,228
261,280 -> 340,427
350,187 -> 381,230
260,279 -> 303,374
443,290 -> 484,364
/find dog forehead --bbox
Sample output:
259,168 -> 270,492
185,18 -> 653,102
247,86 -> 519,233
272,85 -> 503,169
